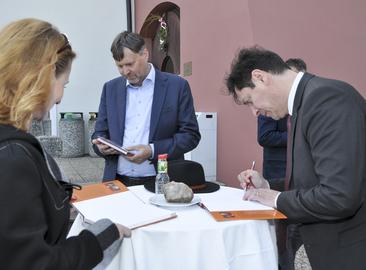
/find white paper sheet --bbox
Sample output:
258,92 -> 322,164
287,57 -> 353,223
73,191 -> 176,229
199,188 -> 273,211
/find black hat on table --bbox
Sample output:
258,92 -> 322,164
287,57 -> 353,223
144,160 -> 220,193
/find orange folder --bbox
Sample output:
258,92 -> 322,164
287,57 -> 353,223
73,180 -> 128,202
209,209 -> 287,221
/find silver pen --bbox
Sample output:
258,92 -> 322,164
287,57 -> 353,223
244,161 -> 256,191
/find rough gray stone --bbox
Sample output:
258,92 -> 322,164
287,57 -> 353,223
59,116 -> 85,157
30,119 -> 52,137
30,120 -> 44,137
163,181 -> 194,203
38,136 -> 63,157
42,119 -> 52,136
87,117 -> 98,157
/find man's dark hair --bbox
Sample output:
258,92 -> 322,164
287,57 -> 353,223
285,58 -> 307,72
225,46 -> 288,103
110,31 -> 145,61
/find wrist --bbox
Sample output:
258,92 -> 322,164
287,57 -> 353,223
86,219 -> 119,251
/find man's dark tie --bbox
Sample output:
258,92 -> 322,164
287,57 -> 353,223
276,115 -> 295,270
284,115 -> 292,191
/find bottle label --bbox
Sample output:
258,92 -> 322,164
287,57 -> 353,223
157,160 -> 167,173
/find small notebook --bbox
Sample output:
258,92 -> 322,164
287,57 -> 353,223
72,181 -> 177,229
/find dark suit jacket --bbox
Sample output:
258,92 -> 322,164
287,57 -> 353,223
277,73 -> 366,270
92,69 -> 201,180
257,115 -> 287,180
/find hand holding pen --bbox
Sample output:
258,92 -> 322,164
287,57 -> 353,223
243,161 -> 256,191
237,162 -> 275,206
238,161 -> 255,191
237,161 -> 269,191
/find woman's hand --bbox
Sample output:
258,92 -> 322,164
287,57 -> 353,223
116,224 -> 131,238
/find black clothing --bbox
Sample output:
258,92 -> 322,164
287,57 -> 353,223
0,124 -> 119,270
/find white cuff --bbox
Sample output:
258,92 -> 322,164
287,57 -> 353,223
274,192 -> 281,208
149,143 -> 154,158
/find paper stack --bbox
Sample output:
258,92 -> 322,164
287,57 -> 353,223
72,181 -> 177,229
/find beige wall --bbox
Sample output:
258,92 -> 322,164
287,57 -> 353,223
0,0 -> 128,147
135,0 -> 366,187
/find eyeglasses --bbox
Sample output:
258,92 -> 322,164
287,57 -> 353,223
57,33 -> 71,54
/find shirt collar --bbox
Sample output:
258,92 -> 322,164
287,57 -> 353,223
288,72 -> 304,115
126,63 -> 155,87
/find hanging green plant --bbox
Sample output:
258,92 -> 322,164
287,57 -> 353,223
158,17 -> 168,52
146,14 -> 168,52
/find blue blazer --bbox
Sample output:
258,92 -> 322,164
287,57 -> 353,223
92,70 -> 201,180
257,115 -> 287,180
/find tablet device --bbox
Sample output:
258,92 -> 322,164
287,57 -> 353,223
96,137 -> 131,156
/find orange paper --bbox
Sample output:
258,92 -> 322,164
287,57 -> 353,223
209,209 -> 287,221
73,180 -> 128,202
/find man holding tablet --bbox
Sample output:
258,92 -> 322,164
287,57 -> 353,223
92,31 -> 200,186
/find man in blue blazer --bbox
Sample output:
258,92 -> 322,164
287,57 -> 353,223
228,46 -> 366,270
257,115 -> 287,180
92,31 -> 200,185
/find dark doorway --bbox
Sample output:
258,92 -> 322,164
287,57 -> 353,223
161,56 -> 175,73
140,2 -> 180,74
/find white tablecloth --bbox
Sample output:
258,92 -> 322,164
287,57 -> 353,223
68,186 -> 278,270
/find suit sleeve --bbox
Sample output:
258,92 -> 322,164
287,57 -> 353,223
277,87 -> 365,223
153,80 -> 201,160
0,144 -> 103,270
257,115 -> 287,147
92,83 -> 110,157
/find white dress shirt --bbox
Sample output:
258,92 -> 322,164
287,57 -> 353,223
274,72 -> 304,207
288,72 -> 304,116
117,64 -> 156,177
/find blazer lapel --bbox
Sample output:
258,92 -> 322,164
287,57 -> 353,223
289,73 -> 314,187
116,78 -> 127,144
149,70 -> 168,141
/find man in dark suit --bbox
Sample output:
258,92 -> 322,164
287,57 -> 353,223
226,46 -> 366,270
258,58 -> 307,182
257,58 -> 307,269
92,31 -> 200,185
